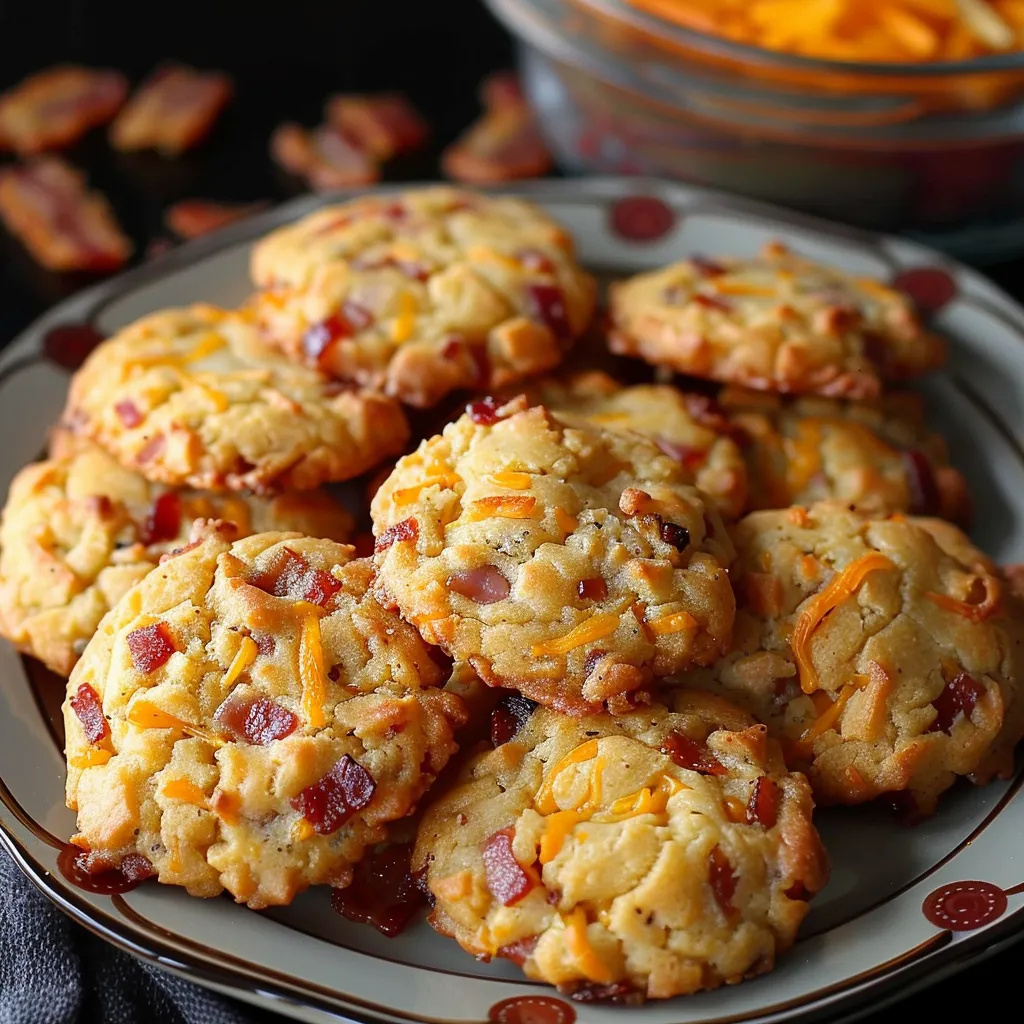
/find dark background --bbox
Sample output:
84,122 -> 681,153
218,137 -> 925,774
0,0 -> 1021,1019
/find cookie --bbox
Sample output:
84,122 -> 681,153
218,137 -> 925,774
519,372 -> 747,519
63,522 -> 466,908
63,304 -> 409,493
0,439 -> 353,677
371,397 -> 736,714
720,387 -> 970,523
609,243 -> 945,398
413,689 -> 828,1001
249,186 -> 595,408
684,502 -> 1024,816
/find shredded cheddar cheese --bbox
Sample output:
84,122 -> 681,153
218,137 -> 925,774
293,818 -> 316,842
647,609 -> 698,637
565,908 -> 616,985
554,506 -> 577,536
161,778 -> 209,807
925,575 -> 1001,622
222,635 -> 258,690
531,613 -> 620,657
184,332 -> 227,364
393,476 -> 459,505
464,495 -> 537,522
299,613 -> 327,729
723,796 -> 747,823
390,292 -> 419,343
796,681 -> 862,754
68,748 -> 113,769
127,701 -> 225,747
536,740 -> 601,814
488,471 -> 532,489
792,552 -> 894,693
712,280 -> 777,297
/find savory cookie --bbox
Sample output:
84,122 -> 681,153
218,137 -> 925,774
609,243 -> 945,399
371,397 -> 736,715
63,304 -> 409,493
249,186 -> 596,408
517,372 -> 747,520
720,387 -> 970,523
63,522 -> 466,908
0,438 -> 352,676
413,689 -> 828,1001
683,502 -> 1024,816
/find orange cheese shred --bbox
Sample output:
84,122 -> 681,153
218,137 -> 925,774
222,635 -> 258,690
797,681 -> 863,755
127,701 -> 225,747
531,612 -> 620,658
554,506 -> 577,536
489,471 -> 532,489
464,495 -> 537,522
293,818 -> 316,842
535,740 -> 600,814
393,476 -> 458,505
712,280 -> 777,297
565,908 -> 616,985
924,575 -> 1001,622
647,609 -> 698,637
161,778 -> 209,807
390,292 -> 419,343
68,748 -> 113,769
791,552 -> 894,693
299,613 -> 327,729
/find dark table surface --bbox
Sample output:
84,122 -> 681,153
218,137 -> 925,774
0,0 -> 1021,1020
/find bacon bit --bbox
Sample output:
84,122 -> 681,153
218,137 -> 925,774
785,880 -> 812,901
792,553 -> 894,693
303,301 -> 375,362
497,935 -> 539,966
447,566 -> 510,604
324,94 -> 428,160
583,649 -> 606,675
114,399 -> 143,428
375,517 -> 419,553
271,122 -> 379,190
708,845 -> 738,917
491,693 -> 538,746
690,255 -> 727,278
252,632 -> 276,657
120,853 -> 156,883
654,438 -> 707,472
442,102 -> 551,185
0,66 -> 127,154
140,492 -> 181,545
722,796 -> 747,822
660,522 -> 691,552
291,754 -> 376,835
525,283 -> 572,342
647,610 -> 698,637
660,731 -> 728,776
902,450 -> 941,515
531,613 -> 620,657
110,65 -> 232,155
929,670 -> 985,734
68,748 -> 113,769
489,470 -> 532,489
164,199 -> 265,240
518,248 -> 556,274
70,683 -> 109,744
578,578 -> 608,602
0,158 -> 131,271
126,701 -> 225,747
693,293 -> 732,313
299,614 -> 328,729
566,908 -> 615,985
251,547 -> 343,607
467,396 -> 503,425
161,778 -> 208,807
135,434 -> 165,465
925,575 -> 1001,623
126,622 -> 177,674
481,827 -> 539,906
464,495 -> 537,522
555,507 -> 578,536
217,695 -> 300,746
330,842 -> 428,937
747,776 -> 781,828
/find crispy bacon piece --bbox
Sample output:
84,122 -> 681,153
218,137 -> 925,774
324,94 -> 427,160
251,547 -> 343,607
330,842 -> 427,937
661,731 -> 728,776
707,844 -> 738,916
70,683 -> 109,745
290,754 -> 376,835
0,158 -> 131,271
467,397 -> 503,426
302,302 -> 375,362
271,122 -> 379,190
375,517 -> 419,553
902,449 -> 941,516
110,65 -> 232,155
214,695 -> 298,745
114,400 -> 143,428
929,670 -> 985,734
490,693 -> 538,747
525,283 -> 571,342
497,935 -> 538,966
140,492 -> 182,545
0,66 -> 127,154
746,776 -> 780,828
126,621 -> 177,674
660,522 -> 692,551
447,566 -> 510,604
481,828 -> 538,906
164,199 -> 266,240
578,577 -> 608,601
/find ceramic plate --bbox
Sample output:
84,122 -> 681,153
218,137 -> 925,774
2,178 -> 1024,1024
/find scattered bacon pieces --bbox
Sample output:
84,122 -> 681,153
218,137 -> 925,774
324,94 -> 428,161
785,880 -> 812,901
0,66 -> 127,154
578,577 -> 609,602
929,670 -> 985,734
375,517 -> 419,553
70,683 -> 109,745
114,399 -> 143,428
902,449 -> 941,515
140,492 -> 182,546
746,776 -> 780,828
0,158 -> 131,271
491,693 -> 538,747
690,256 -> 727,278
252,632 -> 276,657
290,754 -> 376,835
570,982 -> 642,1006
481,828 -> 538,906
126,621 -> 177,674
330,842 -> 427,937
442,71 -> 551,184
251,547 -> 343,607
660,522 -> 691,551
120,852 -> 156,883
497,935 -> 539,966
661,731 -> 728,776
214,695 -> 299,745
164,199 -> 266,240
467,396 -> 504,426
707,844 -> 738,916
302,302 -> 374,362
655,439 -> 706,472
518,248 -> 556,275
135,434 -> 166,465
110,65 -> 232,155
693,293 -> 733,313
447,566 -> 510,604
525,283 -> 571,342
271,122 -> 379,190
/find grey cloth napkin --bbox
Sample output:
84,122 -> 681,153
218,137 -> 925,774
0,848 -> 278,1024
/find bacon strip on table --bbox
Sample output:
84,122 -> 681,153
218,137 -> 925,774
0,65 -> 127,154
110,65 -> 232,155
324,94 -> 428,160
164,199 -> 266,239
0,158 -> 131,271
442,71 -> 551,184
270,122 -> 379,190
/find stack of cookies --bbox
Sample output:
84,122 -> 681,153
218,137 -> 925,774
2,186 -> 1021,1005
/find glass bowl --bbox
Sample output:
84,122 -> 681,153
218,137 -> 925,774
485,0 -> 1024,262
